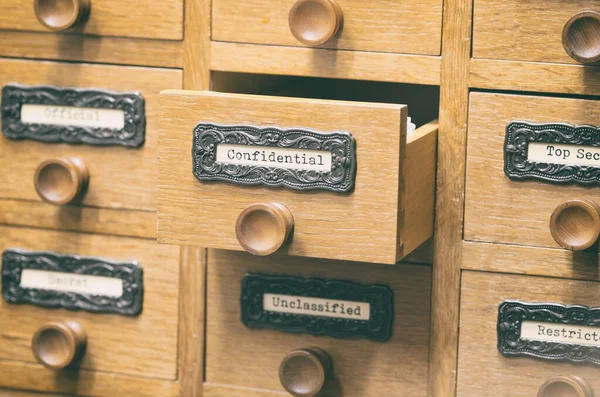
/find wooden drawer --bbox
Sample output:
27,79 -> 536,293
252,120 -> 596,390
473,0 -> 600,64
0,0 -> 182,40
465,92 -> 600,251
0,226 -> 180,388
205,249 -> 431,396
458,271 -> 600,397
158,90 -> 437,264
0,58 -> 182,224
212,0 -> 442,56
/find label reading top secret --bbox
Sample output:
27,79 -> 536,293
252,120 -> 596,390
193,123 -> 356,192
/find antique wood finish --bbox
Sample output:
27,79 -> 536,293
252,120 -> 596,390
205,249 -> 431,396
33,0 -> 91,32
0,0 -> 183,40
473,0 -> 599,64
34,158 -> 89,206
549,199 -> 600,251
210,42 -> 442,85
204,384 -> 287,397
562,11 -> 600,65
470,59 -> 600,96
278,348 -> 332,397
31,321 -> 87,369
538,377 -> 594,397
0,226 -> 180,381
429,0 -> 473,395
288,0 -> 343,46
457,271 -> 600,397
158,90 -> 437,264
212,0 -> 442,55
0,58 -> 182,221
465,92 -> 600,250
235,203 -> 294,256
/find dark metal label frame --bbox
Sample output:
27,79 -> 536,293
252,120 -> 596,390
1,83 -> 145,147
498,300 -> 600,365
241,273 -> 393,341
192,122 -> 357,192
504,120 -> 600,185
1,248 -> 143,316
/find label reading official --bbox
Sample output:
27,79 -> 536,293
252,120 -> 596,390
521,321 -> 600,347
21,104 -> 125,130
528,142 -> 600,167
20,269 -> 123,298
263,293 -> 370,320
216,144 -> 332,172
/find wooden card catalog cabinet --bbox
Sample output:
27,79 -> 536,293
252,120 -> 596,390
158,90 -> 437,264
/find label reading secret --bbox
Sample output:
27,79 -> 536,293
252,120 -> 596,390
498,301 -> 600,365
193,123 -> 356,192
216,144 -> 332,172
21,104 -> 125,130
505,121 -> 600,185
241,273 -> 393,341
20,269 -> 123,298
263,293 -> 370,320
2,249 -> 143,316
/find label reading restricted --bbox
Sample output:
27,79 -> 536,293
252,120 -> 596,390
528,142 -> 600,167
216,144 -> 332,172
20,269 -> 123,298
263,293 -> 370,320
21,104 -> 125,130
521,321 -> 600,347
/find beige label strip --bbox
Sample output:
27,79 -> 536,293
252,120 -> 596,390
521,321 -> 600,347
263,293 -> 370,320
20,269 -> 123,298
21,104 -> 125,129
216,143 -> 332,172
528,142 -> 600,167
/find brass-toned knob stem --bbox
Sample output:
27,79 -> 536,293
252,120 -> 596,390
236,202 -> 294,256
289,0 -> 343,46
34,0 -> 91,32
34,157 -> 89,206
537,376 -> 593,397
279,348 -> 332,397
32,321 -> 87,369
562,11 -> 600,64
549,199 -> 600,251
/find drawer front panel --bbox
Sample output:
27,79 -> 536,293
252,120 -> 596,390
0,226 -> 180,380
212,0 -> 442,55
158,90 -> 436,264
0,58 -> 182,214
473,0 -> 598,64
0,0 -> 183,40
465,92 -> 600,249
458,271 -> 600,396
205,250 -> 431,396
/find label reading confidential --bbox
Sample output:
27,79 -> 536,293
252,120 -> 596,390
528,142 -> 600,167
216,143 -> 332,172
521,321 -> 600,347
20,269 -> 123,298
263,293 -> 370,320
21,104 -> 125,130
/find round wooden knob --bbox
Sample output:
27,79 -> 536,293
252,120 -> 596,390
550,199 -> 600,251
34,0 -> 91,32
32,321 -> 87,369
538,376 -> 593,397
288,0 -> 343,46
235,202 -> 294,256
34,157 -> 89,206
562,11 -> 600,64
279,348 -> 332,397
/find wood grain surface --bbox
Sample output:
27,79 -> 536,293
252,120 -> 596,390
0,31 -> 183,67
205,249 -> 431,396
0,0 -> 183,40
470,59 -> 600,96
457,271 -> 600,396
210,42 -> 442,85
158,90 -> 435,264
0,58 -> 182,219
465,92 -> 600,249
473,0 -> 597,64
204,383 -> 287,397
212,0 -> 442,55
0,226 -> 180,380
